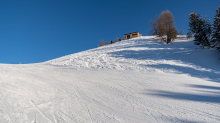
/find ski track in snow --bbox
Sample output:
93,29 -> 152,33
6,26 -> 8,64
0,36 -> 220,122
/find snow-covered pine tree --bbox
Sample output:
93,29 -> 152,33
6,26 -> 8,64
211,6 -> 220,51
188,12 -> 211,47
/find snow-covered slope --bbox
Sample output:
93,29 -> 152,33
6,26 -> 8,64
0,36 -> 220,123
45,36 -> 220,81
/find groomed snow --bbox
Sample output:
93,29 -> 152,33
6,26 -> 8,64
0,36 -> 220,123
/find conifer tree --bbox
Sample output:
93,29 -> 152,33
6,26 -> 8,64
211,6 -> 220,50
188,12 -> 200,36
188,12 -> 211,47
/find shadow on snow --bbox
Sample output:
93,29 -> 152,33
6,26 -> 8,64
145,89 -> 220,104
109,39 -> 220,83
144,82 -> 220,103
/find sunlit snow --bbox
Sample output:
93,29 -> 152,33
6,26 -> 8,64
0,36 -> 220,123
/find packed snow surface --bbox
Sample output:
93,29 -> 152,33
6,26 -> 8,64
0,36 -> 220,123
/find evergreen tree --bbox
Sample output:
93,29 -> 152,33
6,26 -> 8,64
189,12 -> 200,35
110,40 -> 114,44
187,32 -> 193,40
188,12 -> 211,47
211,6 -> 220,50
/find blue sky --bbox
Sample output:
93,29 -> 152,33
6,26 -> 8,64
0,0 -> 219,64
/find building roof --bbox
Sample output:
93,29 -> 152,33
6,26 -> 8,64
124,31 -> 139,35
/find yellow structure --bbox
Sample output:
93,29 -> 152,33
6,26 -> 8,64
124,31 -> 141,40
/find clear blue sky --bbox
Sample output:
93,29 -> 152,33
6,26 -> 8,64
0,0 -> 219,64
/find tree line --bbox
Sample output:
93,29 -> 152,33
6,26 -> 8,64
98,6 -> 220,52
188,6 -> 220,51
99,37 -> 122,47
150,6 -> 220,52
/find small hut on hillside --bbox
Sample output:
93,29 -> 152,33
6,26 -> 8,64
124,31 -> 141,40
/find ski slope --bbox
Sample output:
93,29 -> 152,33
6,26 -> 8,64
0,36 -> 220,123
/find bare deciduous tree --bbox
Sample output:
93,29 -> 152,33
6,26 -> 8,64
99,39 -> 105,46
150,10 -> 178,44
105,41 -> 110,45
114,37 -> 119,42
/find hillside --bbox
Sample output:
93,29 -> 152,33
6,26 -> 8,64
45,36 -> 220,82
0,36 -> 220,123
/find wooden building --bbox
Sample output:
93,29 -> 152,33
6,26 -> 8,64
124,31 -> 141,40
